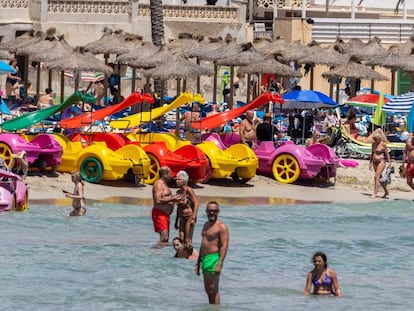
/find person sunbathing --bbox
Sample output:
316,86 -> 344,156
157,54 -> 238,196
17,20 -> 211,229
344,111 -> 389,144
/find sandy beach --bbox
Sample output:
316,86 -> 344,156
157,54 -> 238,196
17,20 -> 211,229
28,159 -> 414,204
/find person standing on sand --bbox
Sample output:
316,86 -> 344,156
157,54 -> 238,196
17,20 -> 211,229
63,171 -> 86,216
369,132 -> 391,199
403,134 -> 414,198
152,166 -> 181,245
195,201 -> 229,305
239,110 -> 257,147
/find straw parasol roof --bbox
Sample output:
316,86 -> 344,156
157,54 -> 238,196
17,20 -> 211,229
264,37 -> 292,56
350,37 -> 389,62
44,47 -> 112,74
322,57 -> 389,81
238,55 -> 302,77
333,37 -> 365,55
167,33 -> 204,58
28,35 -> 73,62
397,54 -> 414,72
116,41 -> 157,65
297,45 -> 349,67
216,42 -> 264,66
252,37 -> 272,54
14,28 -> 58,56
125,45 -> 175,68
6,30 -> 45,54
198,34 -> 240,61
392,35 -> 414,56
188,36 -> 224,59
84,28 -> 142,55
142,53 -> 213,80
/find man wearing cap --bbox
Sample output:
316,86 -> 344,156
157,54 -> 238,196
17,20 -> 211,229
152,166 -> 181,245
256,112 -> 279,142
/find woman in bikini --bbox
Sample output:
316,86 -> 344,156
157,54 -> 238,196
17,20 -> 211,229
370,133 -> 391,199
64,171 -> 86,216
304,252 -> 342,296
174,170 -> 199,247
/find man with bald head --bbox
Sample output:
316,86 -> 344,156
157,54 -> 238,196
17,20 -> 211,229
152,166 -> 181,245
239,110 -> 257,147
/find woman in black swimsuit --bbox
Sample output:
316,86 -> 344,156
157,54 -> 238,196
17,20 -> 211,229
174,170 -> 199,246
370,133 -> 391,199
5,59 -> 21,100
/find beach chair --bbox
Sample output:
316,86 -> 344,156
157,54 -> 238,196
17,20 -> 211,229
336,125 -> 405,159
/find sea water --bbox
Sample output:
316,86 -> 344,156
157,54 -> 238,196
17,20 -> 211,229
1,198 -> 414,311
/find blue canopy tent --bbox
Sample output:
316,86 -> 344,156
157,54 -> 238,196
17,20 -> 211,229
282,90 -> 338,144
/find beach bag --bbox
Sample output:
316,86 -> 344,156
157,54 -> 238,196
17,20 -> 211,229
380,166 -> 394,186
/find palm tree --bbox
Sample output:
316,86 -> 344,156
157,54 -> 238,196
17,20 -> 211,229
149,0 -> 165,99
150,0 -> 165,47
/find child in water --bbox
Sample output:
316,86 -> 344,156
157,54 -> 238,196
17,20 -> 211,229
63,171 -> 86,216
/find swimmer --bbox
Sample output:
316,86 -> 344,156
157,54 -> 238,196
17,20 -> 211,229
304,251 -> 342,296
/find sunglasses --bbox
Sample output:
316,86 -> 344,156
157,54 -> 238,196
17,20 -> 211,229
207,209 -> 219,214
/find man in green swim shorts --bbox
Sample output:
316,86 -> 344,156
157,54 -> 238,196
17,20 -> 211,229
195,201 -> 229,305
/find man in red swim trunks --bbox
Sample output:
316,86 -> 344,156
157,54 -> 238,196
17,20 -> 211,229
152,166 -> 181,245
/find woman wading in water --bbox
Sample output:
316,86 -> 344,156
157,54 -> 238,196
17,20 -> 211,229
174,170 -> 199,247
63,171 -> 86,216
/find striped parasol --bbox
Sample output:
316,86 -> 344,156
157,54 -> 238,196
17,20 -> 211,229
382,92 -> 414,113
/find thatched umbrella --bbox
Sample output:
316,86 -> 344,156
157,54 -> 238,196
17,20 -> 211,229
265,37 -> 292,56
189,36 -> 225,102
239,56 -> 302,77
4,30 -> 46,101
333,37 -> 365,55
238,55 -> 302,102
143,54 -> 213,80
216,42 -> 265,105
167,33 -> 205,93
142,53 -> 213,136
84,28 -> 143,98
44,47 -> 112,102
365,47 -> 407,95
322,57 -> 389,97
13,28 -> 61,100
5,30 -> 44,54
298,45 -> 349,98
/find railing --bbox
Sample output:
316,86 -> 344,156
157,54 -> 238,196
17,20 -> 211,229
311,19 -> 414,44
138,4 -> 238,22
0,0 -> 29,8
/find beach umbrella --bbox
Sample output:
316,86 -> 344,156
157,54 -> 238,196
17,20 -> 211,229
238,56 -> 302,77
143,54 -> 214,80
44,47 -> 112,97
372,93 -> 386,127
322,57 -> 389,97
0,60 -> 16,74
282,90 -> 338,109
382,92 -> 414,113
345,94 -> 389,108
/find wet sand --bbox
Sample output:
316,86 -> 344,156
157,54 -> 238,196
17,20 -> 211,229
28,159 -> 414,204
